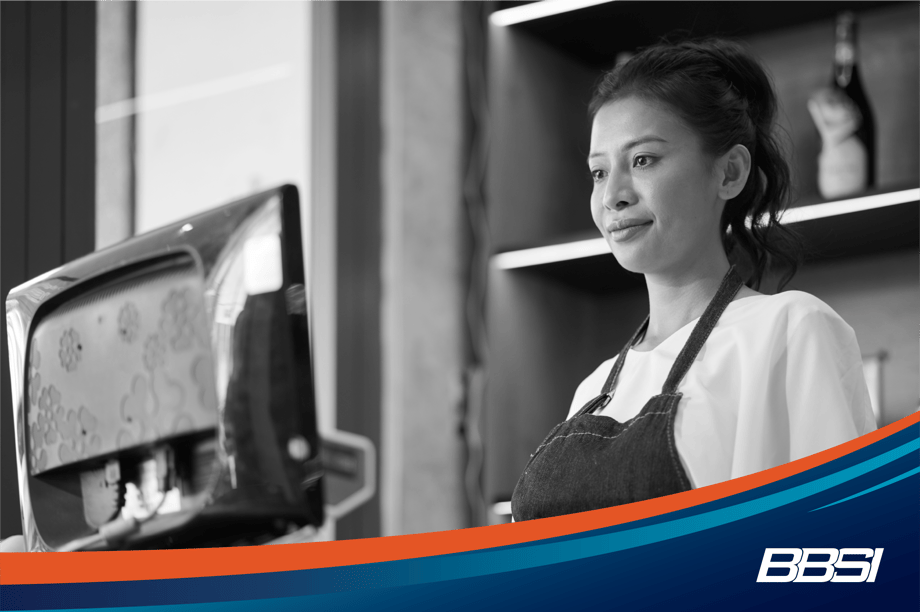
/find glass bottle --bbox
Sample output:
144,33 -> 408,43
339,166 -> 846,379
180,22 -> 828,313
808,11 -> 876,199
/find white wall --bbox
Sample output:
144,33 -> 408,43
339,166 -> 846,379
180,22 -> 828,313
135,1 -> 308,234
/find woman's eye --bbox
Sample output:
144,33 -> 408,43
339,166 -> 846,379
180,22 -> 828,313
590,169 -> 607,182
633,155 -> 654,168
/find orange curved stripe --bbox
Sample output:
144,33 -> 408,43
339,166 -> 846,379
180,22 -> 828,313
2,412 -> 916,586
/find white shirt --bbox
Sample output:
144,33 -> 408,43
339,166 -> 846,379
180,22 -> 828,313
566,291 -> 877,489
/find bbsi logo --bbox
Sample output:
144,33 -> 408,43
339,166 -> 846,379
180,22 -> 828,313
757,548 -> 883,583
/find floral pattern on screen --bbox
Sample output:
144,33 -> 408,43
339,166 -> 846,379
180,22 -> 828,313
26,268 -> 219,474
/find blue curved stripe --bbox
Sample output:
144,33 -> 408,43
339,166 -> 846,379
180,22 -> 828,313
434,438 -> 917,575
810,465 -> 920,511
497,422 -> 917,550
4,432 -> 916,611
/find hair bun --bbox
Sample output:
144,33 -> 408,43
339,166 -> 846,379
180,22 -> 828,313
691,39 -> 775,128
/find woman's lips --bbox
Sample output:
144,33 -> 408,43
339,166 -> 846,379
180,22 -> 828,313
606,219 -> 652,242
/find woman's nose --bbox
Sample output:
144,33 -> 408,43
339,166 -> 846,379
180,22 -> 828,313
602,175 -> 634,211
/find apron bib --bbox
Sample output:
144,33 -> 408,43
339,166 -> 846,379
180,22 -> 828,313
511,267 -> 743,521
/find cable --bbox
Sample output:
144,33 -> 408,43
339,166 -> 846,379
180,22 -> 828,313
56,532 -> 108,553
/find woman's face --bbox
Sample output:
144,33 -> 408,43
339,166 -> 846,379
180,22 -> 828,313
588,96 -> 726,278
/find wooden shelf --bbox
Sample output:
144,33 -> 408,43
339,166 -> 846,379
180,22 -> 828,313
492,188 -> 919,294
790,189 -> 919,259
496,1 -> 903,68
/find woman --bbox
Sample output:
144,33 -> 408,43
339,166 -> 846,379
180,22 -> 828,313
511,38 -> 876,522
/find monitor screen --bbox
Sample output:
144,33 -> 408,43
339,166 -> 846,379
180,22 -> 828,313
26,255 -> 217,475
7,185 -> 323,551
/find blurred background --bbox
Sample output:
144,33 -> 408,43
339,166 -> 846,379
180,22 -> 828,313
1,1 -> 917,543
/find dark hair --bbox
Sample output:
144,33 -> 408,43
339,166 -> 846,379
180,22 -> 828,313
588,37 -> 802,291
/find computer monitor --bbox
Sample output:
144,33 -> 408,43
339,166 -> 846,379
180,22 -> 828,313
6,185 -> 323,551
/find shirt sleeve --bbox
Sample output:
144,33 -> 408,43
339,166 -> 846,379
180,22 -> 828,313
783,308 -> 877,459
730,304 -> 876,480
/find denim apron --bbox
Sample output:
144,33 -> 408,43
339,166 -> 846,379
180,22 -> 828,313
511,267 -> 743,521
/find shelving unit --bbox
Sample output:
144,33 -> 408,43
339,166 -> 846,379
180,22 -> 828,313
482,1 -> 919,514
494,187 -> 919,294
503,1 -> 899,68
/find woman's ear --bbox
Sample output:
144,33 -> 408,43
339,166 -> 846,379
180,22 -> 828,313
717,144 -> 752,201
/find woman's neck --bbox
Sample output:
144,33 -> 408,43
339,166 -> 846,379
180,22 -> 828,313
633,258 -> 732,352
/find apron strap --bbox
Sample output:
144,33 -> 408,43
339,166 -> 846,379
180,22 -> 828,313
593,265 -> 744,409
660,266 -> 744,395
578,318 -> 648,417
600,314 -> 649,396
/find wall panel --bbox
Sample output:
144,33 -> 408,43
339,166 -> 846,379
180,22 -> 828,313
1,1 -> 96,538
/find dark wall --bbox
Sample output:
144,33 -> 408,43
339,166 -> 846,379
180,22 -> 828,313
334,1 -> 383,540
1,1 -> 97,538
